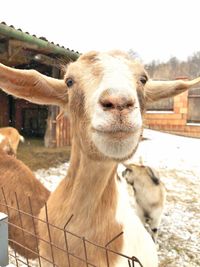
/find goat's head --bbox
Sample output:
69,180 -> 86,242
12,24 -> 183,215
64,51 -> 147,161
1,50 -> 200,161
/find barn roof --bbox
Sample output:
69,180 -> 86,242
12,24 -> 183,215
0,22 -> 80,66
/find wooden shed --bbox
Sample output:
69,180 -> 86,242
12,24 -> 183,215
0,22 -> 79,147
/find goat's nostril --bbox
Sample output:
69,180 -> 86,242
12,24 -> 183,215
125,100 -> 135,109
116,99 -> 135,111
100,100 -> 115,110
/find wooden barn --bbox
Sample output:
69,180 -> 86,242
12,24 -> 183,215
0,22 -> 79,147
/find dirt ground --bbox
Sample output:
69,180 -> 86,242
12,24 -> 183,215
17,138 -> 71,171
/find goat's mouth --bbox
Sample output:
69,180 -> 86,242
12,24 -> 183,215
92,128 -> 135,140
91,126 -> 142,160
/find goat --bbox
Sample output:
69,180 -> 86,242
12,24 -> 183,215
122,163 -> 166,241
0,50 -> 200,267
0,127 -> 24,156
0,133 -> 15,156
0,149 -> 50,259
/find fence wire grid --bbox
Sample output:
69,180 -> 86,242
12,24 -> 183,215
0,187 -> 143,267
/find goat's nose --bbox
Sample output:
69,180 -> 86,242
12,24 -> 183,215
99,93 -> 135,112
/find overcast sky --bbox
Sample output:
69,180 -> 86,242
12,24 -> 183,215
1,0 -> 200,63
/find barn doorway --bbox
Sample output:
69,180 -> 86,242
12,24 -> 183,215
22,107 -> 48,137
7,95 -> 48,138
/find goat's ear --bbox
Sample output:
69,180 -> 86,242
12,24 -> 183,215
145,77 -> 200,102
123,162 -> 139,169
0,63 -> 68,107
123,163 -> 131,169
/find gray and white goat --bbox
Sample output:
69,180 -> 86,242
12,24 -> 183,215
122,163 -> 166,241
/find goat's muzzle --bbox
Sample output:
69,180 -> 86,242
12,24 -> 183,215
99,91 -> 136,115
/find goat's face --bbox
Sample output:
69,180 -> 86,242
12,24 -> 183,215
64,51 -> 148,161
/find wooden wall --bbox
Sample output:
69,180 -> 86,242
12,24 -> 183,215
56,115 -> 71,147
0,91 -> 9,127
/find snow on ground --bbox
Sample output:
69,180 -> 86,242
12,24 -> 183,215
9,129 -> 200,266
35,162 -> 69,192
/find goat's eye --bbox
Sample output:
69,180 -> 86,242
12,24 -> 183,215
66,78 -> 74,88
140,76 -> 148,85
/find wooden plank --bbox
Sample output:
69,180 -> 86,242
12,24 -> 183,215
56,114 -> 71,147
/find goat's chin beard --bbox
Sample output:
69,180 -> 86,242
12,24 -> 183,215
91,129 -> 141,162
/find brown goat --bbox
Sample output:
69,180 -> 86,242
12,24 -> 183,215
0,149 -> 50,259
0,134 -> 15,156
1,51 -> 200,267
0,127 -> 24,156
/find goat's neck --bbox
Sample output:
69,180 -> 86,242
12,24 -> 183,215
63,139 -> 124,250
67,140 -> 118,215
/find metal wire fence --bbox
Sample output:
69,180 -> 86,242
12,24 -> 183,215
0,188 -> 143,267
